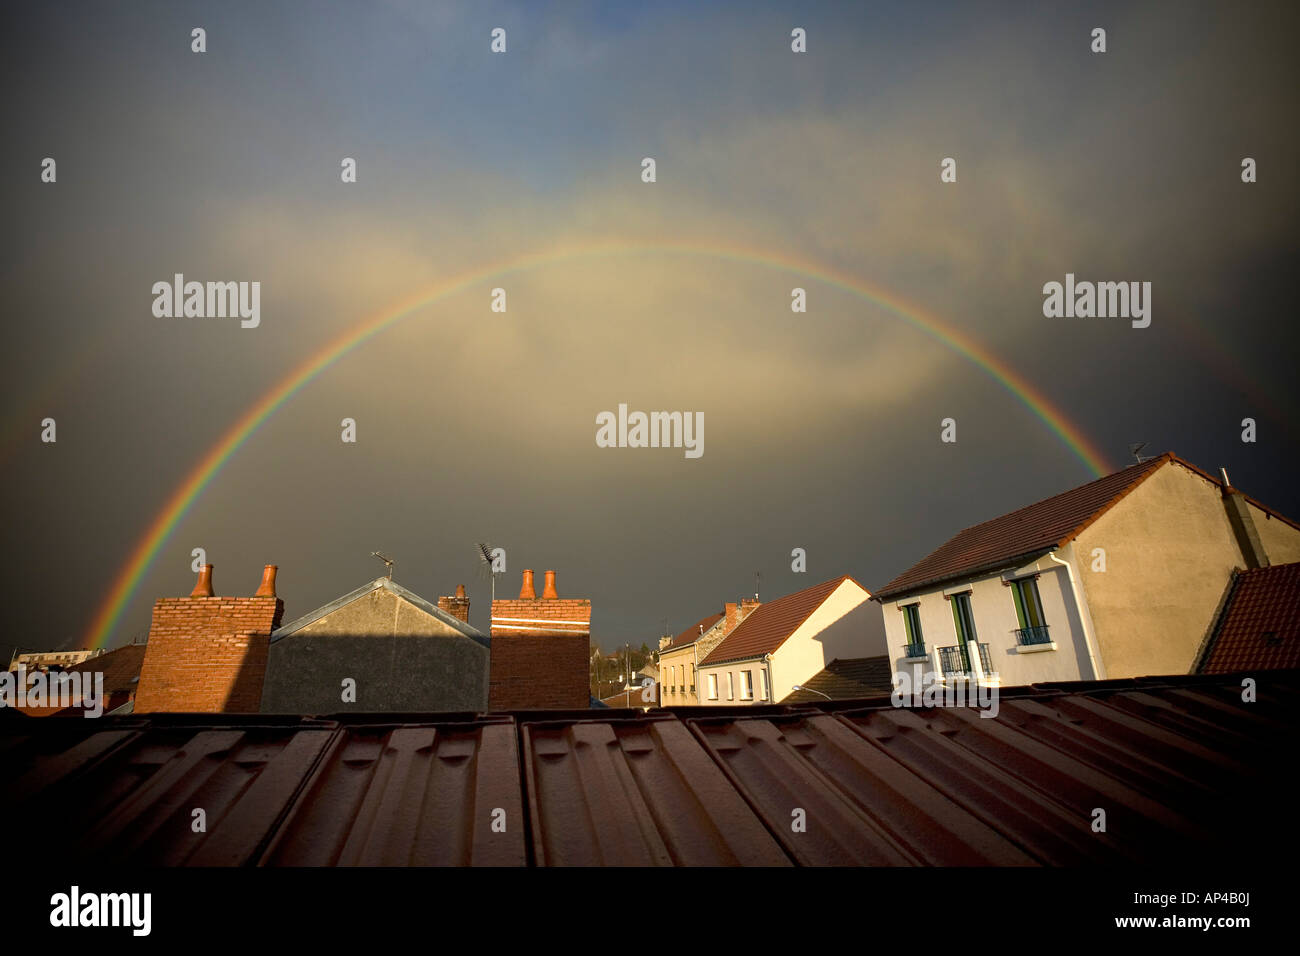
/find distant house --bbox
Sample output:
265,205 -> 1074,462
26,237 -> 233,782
10,643 -> 146,717
658,601 -> 759,706
873,453 -> 1300,688
262,577 -> 489,713
1196,561 -> 1300,674
8,648 -> 105,672
698,576 -> 886,706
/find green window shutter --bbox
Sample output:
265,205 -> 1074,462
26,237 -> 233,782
951,595 -> 965,643
1010,580 -> 1027,629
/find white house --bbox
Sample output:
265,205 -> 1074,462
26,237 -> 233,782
873,453 -> 1300,688
697,575 -> 886,705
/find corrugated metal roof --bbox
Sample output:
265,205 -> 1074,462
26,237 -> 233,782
2,671 -> 1293,866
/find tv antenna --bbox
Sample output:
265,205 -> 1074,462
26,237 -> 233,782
1129,442 -> 1151,464
477,542 -> 502,604
370,551 -> 394,579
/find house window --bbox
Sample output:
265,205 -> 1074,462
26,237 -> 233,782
690,663 -> 696,695
1010,576 -> 1051,645
726,672 -> 735,700
707,674 -> 718,700
740,670 -> 753,700
902,603 -> 924,653
760,668 -> 770,701
950,591 -> 977,644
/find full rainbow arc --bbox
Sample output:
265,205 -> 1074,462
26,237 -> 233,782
84,239 -> 1113,650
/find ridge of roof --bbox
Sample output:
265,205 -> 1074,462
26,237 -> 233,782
662,612 -> 724,653
271,577 -> 488,647
701,575 -> 864,666
873,454 -> 1175,600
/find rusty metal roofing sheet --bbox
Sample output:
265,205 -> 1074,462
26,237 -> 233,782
259,717 -> 525,866
521,714 -> 789,866
0,716 -> 337,866
1,670 -> 1295,866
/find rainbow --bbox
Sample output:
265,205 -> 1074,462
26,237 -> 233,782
83,238 -> 1112,649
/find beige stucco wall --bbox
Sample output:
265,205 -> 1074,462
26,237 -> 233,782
882,551 -> 1093,690
658,644 -> 700,705
297,588 -> 467,638
1074,461 -> 1245,678
1247,502 -> 1300,564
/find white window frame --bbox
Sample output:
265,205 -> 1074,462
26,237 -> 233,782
707,673 -> 718,700
760,668 -> 770,701
740,670 -> 753,701
727,672 -> 735,701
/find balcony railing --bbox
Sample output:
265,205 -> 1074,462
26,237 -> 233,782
1015,625 -> 1052,646
903,642 -> 927,659
938,642 -> 993,676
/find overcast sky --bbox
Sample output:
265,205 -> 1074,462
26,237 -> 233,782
2,0 -> 1298,655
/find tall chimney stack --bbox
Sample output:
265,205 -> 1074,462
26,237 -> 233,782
542,570 -> 559,599
519,569 -> 536,600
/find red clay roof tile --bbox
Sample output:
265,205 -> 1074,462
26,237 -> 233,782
1199,562 -> 1300,674
662,612 -> 723,652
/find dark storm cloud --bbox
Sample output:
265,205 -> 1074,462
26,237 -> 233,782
1,0 -> 1297,654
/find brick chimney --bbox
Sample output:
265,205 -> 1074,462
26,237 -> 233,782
134,564 -> 284,714
723,598 -> 761,636
437,584 -> 471,624
489,567 -> 591,710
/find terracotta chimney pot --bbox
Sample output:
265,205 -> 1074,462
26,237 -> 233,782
255,564 -> 278,597
190,564 -> 215,597
520,569 -> 536,600
455,584 -> 466,599
542,570 -> 559,599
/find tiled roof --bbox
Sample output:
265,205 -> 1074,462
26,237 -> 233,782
2,671 -> 1292,865
701,576 -> 856,666
782,656 -> 893,703
600,685 -> 658,709
662,612 -> 723,652
874,455 -> 1171,600
1198,562 -> 1300,674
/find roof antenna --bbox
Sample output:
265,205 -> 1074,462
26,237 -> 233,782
1220,467 -> 1231,488
476,542 -> 501,605
370,551 -> 394,579
1129,441 -> 1150,464
754,570 -> 761,600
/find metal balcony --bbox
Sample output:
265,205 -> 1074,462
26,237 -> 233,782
938,642 -> 993,676
1015,625 -> 1052,646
